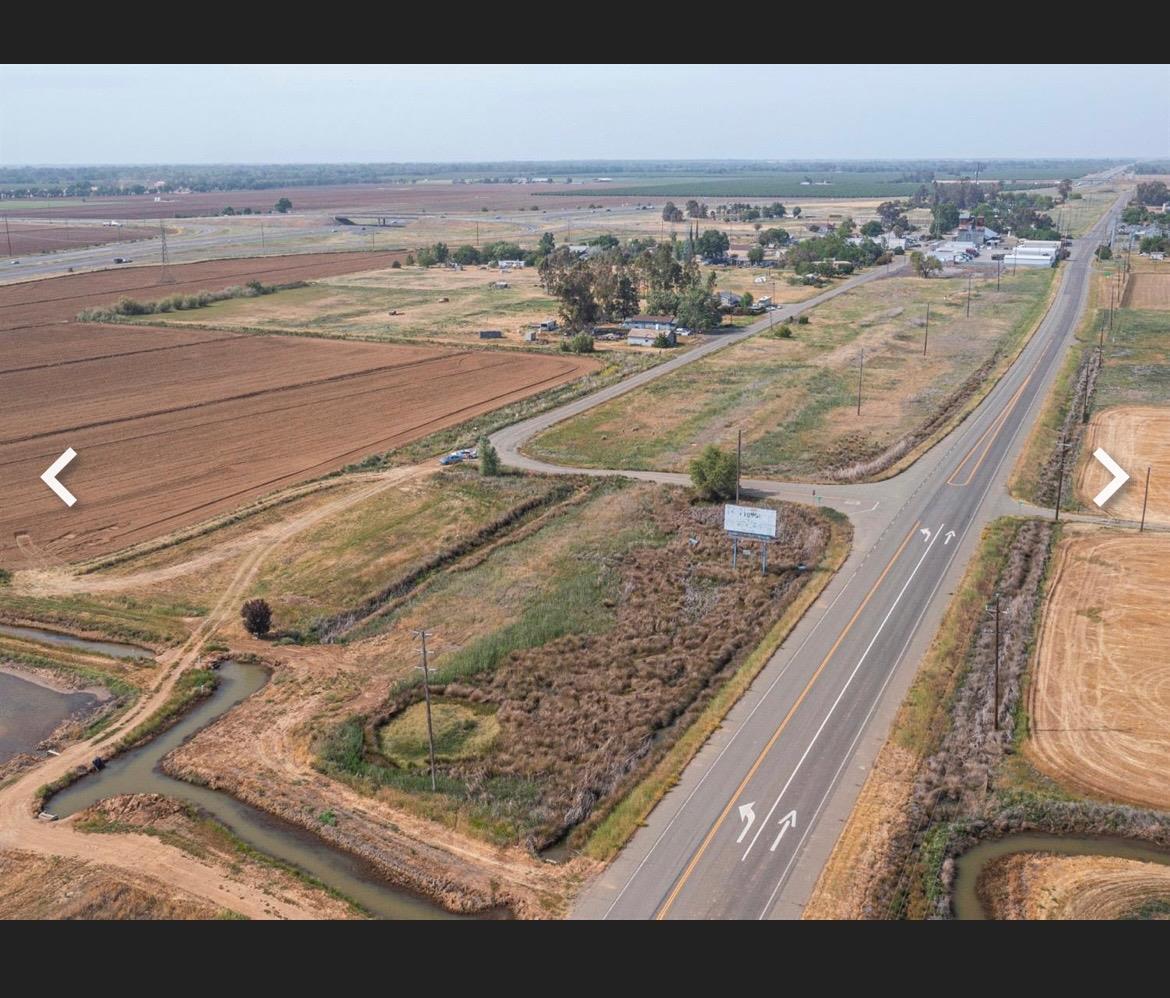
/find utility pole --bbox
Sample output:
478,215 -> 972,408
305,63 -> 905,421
736,429 -> 742,502
997,258 -> 1001,291
412,629 -> 438,791
923,303 -> 930,356
1054,441 -> 1068,522
966,272 -> 972,318
260,221 -> 265,251
3,216 -> 10,256
158,219 -> 174,284
856,348 -> 864,416
992,593 -> 1001,732
1139,467 -> 1151,533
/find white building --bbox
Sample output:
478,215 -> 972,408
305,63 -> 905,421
498,259 -> 526,270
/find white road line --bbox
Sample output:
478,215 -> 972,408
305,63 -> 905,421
597,560 -> 865,918
741,523 -> 944,861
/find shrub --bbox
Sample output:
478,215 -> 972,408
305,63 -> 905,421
391,260 -> 401,269
241,598 -> 272,637
478,436 -> 500,476
405,254 -> 416,266
797,315 -> 809,325
653,332 -> 673,348
560,332 -> 595,354
689,444 -> 739,500
0,567 -> 11,586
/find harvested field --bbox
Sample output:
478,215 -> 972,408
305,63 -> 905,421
1027,529 -> 1170,811
0,250 -> 407,330
978,853 -> 1170,920
1076,405 -> 1170,524
1121,269 -> 1170,310
1,220 -> 156,255
0,329 -> 593,565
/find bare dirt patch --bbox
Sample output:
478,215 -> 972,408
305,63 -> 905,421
1121,270 -> 1170,310
1076,405 -> 1170,524
1,221 -> 156,255
1027,528 -> 1170,811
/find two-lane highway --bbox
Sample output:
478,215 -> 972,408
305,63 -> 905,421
501,194 -> 1123,919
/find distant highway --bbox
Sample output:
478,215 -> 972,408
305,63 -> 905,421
494,193 -> 1127,919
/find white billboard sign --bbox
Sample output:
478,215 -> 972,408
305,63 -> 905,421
723,504 -> 777,539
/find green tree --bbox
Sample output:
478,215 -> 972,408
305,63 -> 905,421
274,197 -> 293,213
478,436 -> 500,476
791,206 -> 802,218
689,444 -> 739,501
747,245 -> 764,264
1095,244 -> 1113,260
675,285 -> 721,331
696,229 -> 730,259
241,598 -> 272,637
861,220 -> 883,238
452,244 -> 482,265
538,232 -> 556,255
1057,179 -> 1073,202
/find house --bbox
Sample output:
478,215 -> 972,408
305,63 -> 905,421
718,291 -> 742,309
623,314 -> 677,331
498,259 -> 525,270
478,330 -> 503,339
628,329 -> 677,347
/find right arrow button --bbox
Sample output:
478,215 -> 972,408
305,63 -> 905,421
1092,448 -> 1130,508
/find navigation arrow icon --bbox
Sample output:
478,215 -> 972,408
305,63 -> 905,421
736,802 -> 756,843
1091,448 -> 1130,508
769,810 -> 798,852
41,447 -> 78,507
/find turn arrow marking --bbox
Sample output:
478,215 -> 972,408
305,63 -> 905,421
1092,448 -> 1130,508
944,530 -> 956,545
41,447 -> 78,507
919,528 -> 931,542
736,802 -> 756,843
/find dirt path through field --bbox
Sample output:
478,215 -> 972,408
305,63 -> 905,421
0,462 -> 435,919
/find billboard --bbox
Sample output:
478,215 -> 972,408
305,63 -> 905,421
723,504 -> 777,539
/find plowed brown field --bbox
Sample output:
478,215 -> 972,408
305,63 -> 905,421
1076,405 -> 1170,525
1,221 -> 156,254
1026,529 -> 1170,810
1,331 -> 591,566
0,250 -> 407,331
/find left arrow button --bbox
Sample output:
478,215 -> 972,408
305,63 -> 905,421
41,447 -> 78,507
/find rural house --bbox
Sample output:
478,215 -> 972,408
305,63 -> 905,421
628,328 -> 677,347
623,314 -> 677,331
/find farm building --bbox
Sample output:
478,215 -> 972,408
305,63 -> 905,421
623,314 -> 677,331
498,259 -> 525,270
628,329 -> 677,347
1000,247 -> 1057,268
478,329 -> 504,339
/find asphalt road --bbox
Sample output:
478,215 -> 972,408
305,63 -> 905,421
494,194 -> 1127,919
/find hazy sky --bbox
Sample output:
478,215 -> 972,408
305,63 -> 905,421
2,64 -> 1167,164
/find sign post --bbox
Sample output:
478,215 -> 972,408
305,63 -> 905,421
724,504 -> 778,574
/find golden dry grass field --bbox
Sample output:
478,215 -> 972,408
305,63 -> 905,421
1076,405 -> 1170,524
1026,528 -> 1170,811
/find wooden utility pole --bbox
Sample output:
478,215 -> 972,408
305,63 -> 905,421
966,273 -> 972,318
1139,467 -> 1151,533
923,304 -> 930,356
856,349 -> 864,415
997,259 -> 1001,291
260,221 -> 265,251
736,429 -> 742,502
3,216 -> 11,256
1054,441 -> 1068,522
992,594 -> 1001,732
413,629 -> 438,791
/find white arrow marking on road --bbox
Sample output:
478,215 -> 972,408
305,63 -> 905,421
736,802 -> 756,843
40,447 -> 78,507
920,527 -> 931,542
769,810 -> 798,852
944,530 -> 956,545
1091,448 -> 1130,508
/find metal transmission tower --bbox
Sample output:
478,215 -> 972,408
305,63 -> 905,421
158,219 -> 175,284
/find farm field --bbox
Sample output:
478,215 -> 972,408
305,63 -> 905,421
978,853 -> 1170,920
0,250 -> 407,330
526,267 -> 1055,481
1026,528 -> 1170,811
1076,405 -> 1170,524
1,220 -> 157,255
0,328 -> 593,565
1121,268 -> 1170,310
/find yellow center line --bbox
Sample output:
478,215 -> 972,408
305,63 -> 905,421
654,518 -> 922,920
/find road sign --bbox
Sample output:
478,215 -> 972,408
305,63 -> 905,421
724,504 -> 777,539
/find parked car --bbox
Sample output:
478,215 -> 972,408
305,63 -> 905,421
439,453 -> 463,466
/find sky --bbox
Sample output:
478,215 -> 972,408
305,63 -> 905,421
1,64 -> 1167,165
